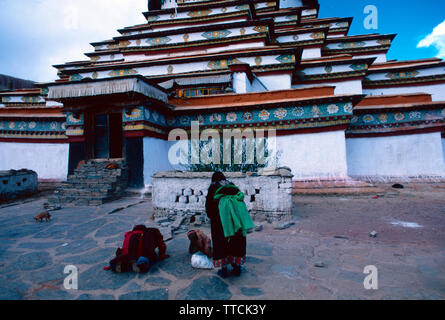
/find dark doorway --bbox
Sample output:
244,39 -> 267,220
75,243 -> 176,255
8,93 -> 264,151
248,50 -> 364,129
93,112 -> 123,159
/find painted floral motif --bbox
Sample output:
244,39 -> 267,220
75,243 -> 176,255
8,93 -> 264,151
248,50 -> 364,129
167,117 -> 176,126
159,115 -> 166,125
338,41 -> 366,49
92,72 -> 98,79
335,22 -> 349,28
255,56 -> 262,66
363,114 -> 374,123
325,65 -> 333,74
18,122 -> 26,130
147,15 -> 160,22
28,122 -> 37,129
226,112 -> 237,122
152,112 -> 159,122
69,74 -> 83,81
310,32 -> 324,40
202,30 -> 232,39
351,116 -> 359,124
207,59 -> 241,70
0,122 -> 4,129
107,43 -> 118,50
394,113 -> 405,121
235,4 -> 249,10
108,69 -> 137,77
312,106 -> 321,117
274,108 -> 287,119
377,39 -> 392,46
188,10 -> 212,17
285,15 -> 298,21
327,104 -> 339,114
275,54 -> 295,64
62,123 -> 67,130
243,111 -> 253,121
9,122 -> 16,129
90,56 -> 100,63
136,39 -> 141,46
266,2 -> 276,7
409,111 -> 421,119
183,34 -> 190,42
1,97 -> 10,103
379,114 -> 388,123
292,107 -> 304,117
209,113 -> 222,123
343,103 -> 353,113
180,115 -> 190,125
146,37 -> 172,46
68,114 -> 83,124
385,71 -> 419,80
259,110 -> 270,121
128,108 -> 142,120
50,122 -> 59,130
197,115 -> 205,124
21,96 -> 40,103
167,65 -> 174,74
240,28 -> 246,36
119,40 -> 131,48
221,7 -> 227,13
350,64 -> 368,71
292,35 -> 299,41
253,26 -> 268,33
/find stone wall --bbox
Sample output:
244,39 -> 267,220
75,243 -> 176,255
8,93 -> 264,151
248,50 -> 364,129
0,169 -> 38,202
152,168 -> 293,223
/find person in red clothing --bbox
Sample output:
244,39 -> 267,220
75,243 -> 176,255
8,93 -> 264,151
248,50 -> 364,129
187,229 -> 212,258
106,225 -> 169,273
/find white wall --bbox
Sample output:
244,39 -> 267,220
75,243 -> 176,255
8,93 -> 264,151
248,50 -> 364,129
364,83 -> 445,102
143,137 -> 174,186
442,138 -> 445,166
258,74 -> 292,91
346,132 -> 445,177
293,79 -> 363,95
0,142 -> 69,180
277,130 -> 349,179
280,0 -> 303,8
302,47 -> 321,60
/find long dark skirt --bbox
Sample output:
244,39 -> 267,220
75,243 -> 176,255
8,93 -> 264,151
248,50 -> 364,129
210,212 -> 247,268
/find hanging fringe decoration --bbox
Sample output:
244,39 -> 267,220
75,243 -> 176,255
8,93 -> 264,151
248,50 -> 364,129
48,78 -> 168,103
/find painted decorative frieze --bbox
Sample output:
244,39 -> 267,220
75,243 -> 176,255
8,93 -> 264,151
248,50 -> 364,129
201,30 -> 232,39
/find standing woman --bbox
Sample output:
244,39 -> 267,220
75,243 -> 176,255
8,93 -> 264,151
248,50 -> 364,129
206,172 -> 254,278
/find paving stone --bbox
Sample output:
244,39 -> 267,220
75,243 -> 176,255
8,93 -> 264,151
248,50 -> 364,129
119,288 -> 169,300
176,276 -> 232,300
34,224 -> 70,239
0,223 -> 50,239
80,264 -> 134,291
61,247 -> 115,265
18,241 -> 65,250
55,238 -> 98,256
271,265 -> 304,280
95,222 -> 132,238
16,252 -> 52,271
145,276 -> 172,287
77,293 -> 115,300
66,218 -> 107,239
0,279 -> 29,300
21,264 -> 65,284
158,252 -> 201,279
126,282 -> 142,291
247,241 -> 273,257
240,287 -> 263,297
33,289 -> 76,300
246,256 -> 264,264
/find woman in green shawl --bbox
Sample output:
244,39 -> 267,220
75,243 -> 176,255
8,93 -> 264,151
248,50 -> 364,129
205,172 -> 254,278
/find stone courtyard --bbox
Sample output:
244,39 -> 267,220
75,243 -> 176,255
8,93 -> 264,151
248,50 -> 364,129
0,183 -> 445,300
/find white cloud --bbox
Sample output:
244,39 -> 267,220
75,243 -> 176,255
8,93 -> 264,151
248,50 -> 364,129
0,0 -> 147,82
417,20 -> 445,59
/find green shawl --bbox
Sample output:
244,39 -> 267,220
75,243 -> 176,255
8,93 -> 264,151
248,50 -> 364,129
214,184 -> 255,238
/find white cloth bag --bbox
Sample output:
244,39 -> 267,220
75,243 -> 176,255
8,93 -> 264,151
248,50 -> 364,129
191,252 -> 214,270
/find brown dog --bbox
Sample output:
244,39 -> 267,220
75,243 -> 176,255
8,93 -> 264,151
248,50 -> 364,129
106,163 -> 120,170
35,211 -> 51,222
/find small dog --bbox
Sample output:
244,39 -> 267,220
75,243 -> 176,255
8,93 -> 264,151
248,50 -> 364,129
106,163 -> 120,170
35,211 -> 51,222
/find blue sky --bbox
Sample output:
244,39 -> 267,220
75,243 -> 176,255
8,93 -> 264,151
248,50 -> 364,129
0,0 -> 444,83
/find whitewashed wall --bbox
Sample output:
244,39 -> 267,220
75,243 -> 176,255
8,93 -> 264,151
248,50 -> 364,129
143,137 -> 175,186
277,130 -> 349,179
292,79 -> 363,95
346,132 -> 445,177
442,137 -> 445,166
258,74 -> 292,90
0,142 -> 69,180
302,47 -> 321,60
364,83 -> 445,102
280,0 -> 303,8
